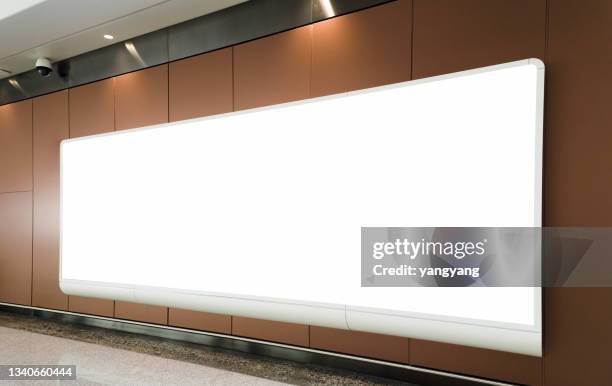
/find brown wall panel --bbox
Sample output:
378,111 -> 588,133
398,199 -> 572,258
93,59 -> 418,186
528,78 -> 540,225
231,26 -> 312,345
310,327 -> 409,364
234,26 -> 312,110
545,0 -> 612,227
168,49 -> 233,332
68,296 -> 114,318
169,309 -> 231,334
169,48 -> 233,121
114,301 -> 168,325
544,1 -> 612,385
232,317 -> 309,347
311,0 -> 412,97
67,79 -> 116,317
408,1 -> 546,383
32,90 -> 69,310
544,289 -> 612,385
0,192 -> 32,305
69,79 -> 115,137
114,64 -> 168,131
0,100 -> 32,193
113,65 -> 168,324
412,0 -> 546,79
410,340 -> 542,386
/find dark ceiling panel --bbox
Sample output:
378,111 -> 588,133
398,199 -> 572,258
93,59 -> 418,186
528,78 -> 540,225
0,0 -> 391,107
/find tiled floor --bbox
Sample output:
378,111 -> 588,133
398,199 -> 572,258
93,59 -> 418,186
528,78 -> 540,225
0,325 -> 285,385
0,311 -> 413,385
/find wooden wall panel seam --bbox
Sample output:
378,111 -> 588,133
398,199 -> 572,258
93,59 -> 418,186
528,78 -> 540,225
112,83 -> 116,321
541,7 -> 548,384
0,190 -> 31,194
31,98 -> 34,307
409,0 -> 414,81
541,3 -> 549,384
542,3 -> 549,385
231,46 -> 235,334
113,77 -> 117,135
66,86 -> 70,314
231,47 -> 235,112
167,61 -> 170,125
308,24 -> 313,99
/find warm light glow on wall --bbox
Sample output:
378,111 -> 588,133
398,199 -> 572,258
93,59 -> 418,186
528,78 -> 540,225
61,59 -> 544,356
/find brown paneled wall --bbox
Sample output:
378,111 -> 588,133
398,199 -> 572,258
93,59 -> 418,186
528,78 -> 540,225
234,26 -> 312,110
168,47 -> 233,121
0,100 -> 33,306
311,0 -> 412,96
0,100 -> 32,193
543,1 -> 612,385
0,1 -> 610,384
411,0 -> 546,79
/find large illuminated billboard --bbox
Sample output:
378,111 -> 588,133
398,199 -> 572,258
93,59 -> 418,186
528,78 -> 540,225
60,59 -> 544,356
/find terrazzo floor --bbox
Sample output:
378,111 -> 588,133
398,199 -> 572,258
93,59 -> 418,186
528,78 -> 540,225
0,311 -> 415,385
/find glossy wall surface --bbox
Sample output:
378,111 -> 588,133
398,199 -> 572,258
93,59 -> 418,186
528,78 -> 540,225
0,1 -> 610,385
0,100 -> 32,306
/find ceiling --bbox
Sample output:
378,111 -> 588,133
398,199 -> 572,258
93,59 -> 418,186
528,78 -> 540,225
0,0 -> 246,79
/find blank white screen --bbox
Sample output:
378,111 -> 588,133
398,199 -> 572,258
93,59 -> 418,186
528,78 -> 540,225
61,60 -> 543,354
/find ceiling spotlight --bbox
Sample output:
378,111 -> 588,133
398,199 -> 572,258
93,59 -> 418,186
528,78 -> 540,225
103,34 -> 114,40
8,79 -> 25,94
320,0 -> 335,18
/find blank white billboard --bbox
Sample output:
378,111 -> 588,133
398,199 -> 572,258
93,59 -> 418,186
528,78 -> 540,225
60,59 -> 544,356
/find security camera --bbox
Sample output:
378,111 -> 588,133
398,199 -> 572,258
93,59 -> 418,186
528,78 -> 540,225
35,58 -> 53,77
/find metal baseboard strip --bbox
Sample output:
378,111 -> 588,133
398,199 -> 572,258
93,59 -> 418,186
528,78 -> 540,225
0,303 -> 514,386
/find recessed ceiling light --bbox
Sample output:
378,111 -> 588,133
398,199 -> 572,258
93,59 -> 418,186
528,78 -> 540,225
103,34 -> 114,40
